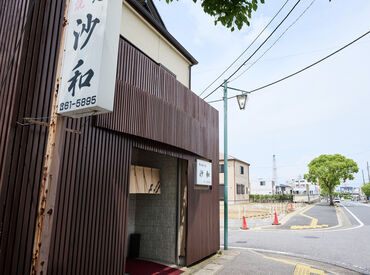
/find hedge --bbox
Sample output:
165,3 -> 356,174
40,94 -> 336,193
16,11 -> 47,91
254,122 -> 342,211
249,194 -> 293,202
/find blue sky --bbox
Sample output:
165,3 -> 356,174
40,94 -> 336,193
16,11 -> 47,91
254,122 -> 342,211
154,0 -> 370,186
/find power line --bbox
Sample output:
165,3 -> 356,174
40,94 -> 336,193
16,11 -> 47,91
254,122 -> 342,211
203,0 -> 302,100
198,0 -> 290,97
0,0 -> 37,96
230,0 -> 316,83
207,29 -> 370,104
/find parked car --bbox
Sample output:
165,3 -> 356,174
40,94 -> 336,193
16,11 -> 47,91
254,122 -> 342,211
334,198 -> 340,204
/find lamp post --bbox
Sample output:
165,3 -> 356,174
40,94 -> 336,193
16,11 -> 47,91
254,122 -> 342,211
223,80 -> 249,250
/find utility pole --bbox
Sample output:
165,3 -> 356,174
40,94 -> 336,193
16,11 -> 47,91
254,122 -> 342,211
223,80 -> 228,250
367,161 -> 370,183
221,80 -> 249,251
273,154 -> 277,194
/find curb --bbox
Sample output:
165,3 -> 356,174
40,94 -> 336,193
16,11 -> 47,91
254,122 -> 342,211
181,250 -> 239,274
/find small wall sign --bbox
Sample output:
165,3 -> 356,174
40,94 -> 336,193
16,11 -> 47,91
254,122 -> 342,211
196,159 -> 212,186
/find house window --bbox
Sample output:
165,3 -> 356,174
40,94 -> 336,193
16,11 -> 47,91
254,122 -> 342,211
219,164 -> 224,173
240,166 -> 244,174
237,184 -> 245,194
260,181 -> 266,186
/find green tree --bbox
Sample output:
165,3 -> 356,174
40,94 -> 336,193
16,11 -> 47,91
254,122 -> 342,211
304,154 -> 358,206
166,0 -> 265,31
362,183 -> 370,199
165,0 -> 331,31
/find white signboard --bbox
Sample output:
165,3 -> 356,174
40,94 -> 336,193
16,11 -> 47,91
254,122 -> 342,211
196,159 -> 212,186
57,0 -> 122,118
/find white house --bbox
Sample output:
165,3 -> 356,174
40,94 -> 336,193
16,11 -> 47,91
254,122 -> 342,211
219,154 -> 251,203
250,179 -> 275,195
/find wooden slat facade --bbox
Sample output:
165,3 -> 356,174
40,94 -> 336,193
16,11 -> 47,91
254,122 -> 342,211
0,0 -> 66,274
0,1 -> 219,274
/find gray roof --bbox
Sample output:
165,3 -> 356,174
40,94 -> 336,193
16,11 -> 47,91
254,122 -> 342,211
219,153 -> 250,166
126,0 -> 198,65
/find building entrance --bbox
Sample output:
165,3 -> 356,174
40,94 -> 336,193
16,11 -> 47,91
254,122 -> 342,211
126,148 -> 187,267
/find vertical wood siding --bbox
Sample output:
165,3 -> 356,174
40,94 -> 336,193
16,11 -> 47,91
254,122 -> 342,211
96,39 -> 219,161
0,0 -> 28,184
0,0 -> 66,274
47,118 -> 132,275
99,39 -> 220,266
0,3 -> 219,274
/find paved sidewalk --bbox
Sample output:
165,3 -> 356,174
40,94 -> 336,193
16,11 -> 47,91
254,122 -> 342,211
182,248 -> 360,275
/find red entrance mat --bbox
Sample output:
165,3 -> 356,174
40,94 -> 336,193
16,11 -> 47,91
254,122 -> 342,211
125,258 -> 184,275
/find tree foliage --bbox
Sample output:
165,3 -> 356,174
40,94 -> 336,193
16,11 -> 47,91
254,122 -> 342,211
304,154 -> 358,206
164,0 -> 332,31
362,183 -> 370,198
166,0 -> 265,31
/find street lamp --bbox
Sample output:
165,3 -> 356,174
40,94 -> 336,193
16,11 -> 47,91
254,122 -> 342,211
236,93 -> 248,110
223,80 -> 250,250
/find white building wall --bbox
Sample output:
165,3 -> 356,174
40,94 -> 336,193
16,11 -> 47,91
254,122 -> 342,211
250,179 -> 275,195
120,2 -> 191,87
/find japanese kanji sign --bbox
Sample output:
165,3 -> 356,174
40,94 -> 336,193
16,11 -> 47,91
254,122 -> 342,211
57,0 -> 121,117
196,159 -> 212,186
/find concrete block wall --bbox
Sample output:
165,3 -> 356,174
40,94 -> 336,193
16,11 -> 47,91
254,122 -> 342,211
129,149 -> 178,264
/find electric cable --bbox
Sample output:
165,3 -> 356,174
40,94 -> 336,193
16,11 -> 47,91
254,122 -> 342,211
202,0 -> 302,100
0,0 -> 37,96
198,0 -> 290,97
230,0 -> 316,83
206,29 -> 370,104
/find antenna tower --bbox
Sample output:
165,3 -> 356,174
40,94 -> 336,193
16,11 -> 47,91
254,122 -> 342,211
273,154 -> 277,185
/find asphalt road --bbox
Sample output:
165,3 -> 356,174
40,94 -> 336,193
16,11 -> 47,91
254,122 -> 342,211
282,202 -> 338,229
220,201 -> 370,274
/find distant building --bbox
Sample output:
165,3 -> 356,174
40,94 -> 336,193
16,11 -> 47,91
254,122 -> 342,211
339,185 -> 362,200
275,183 -> 293,195
340,185 -> 361,195
286,177 -> 320,203
219,154 -> 250,203
287,177 -> 320,195
250,179 -> 275,195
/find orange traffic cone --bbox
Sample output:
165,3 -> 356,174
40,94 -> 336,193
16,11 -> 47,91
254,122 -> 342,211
241,216 -> 249,230
272,211 -> 280,225
290,203 -> 294,211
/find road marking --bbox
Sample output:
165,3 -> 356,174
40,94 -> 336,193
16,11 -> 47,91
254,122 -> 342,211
228,246 -> 367,273
346,201 -> 370,208
293,264 -> 325,275
290,207 -> 328,230
261,254 -> 326,274
342,204 -> 364,227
